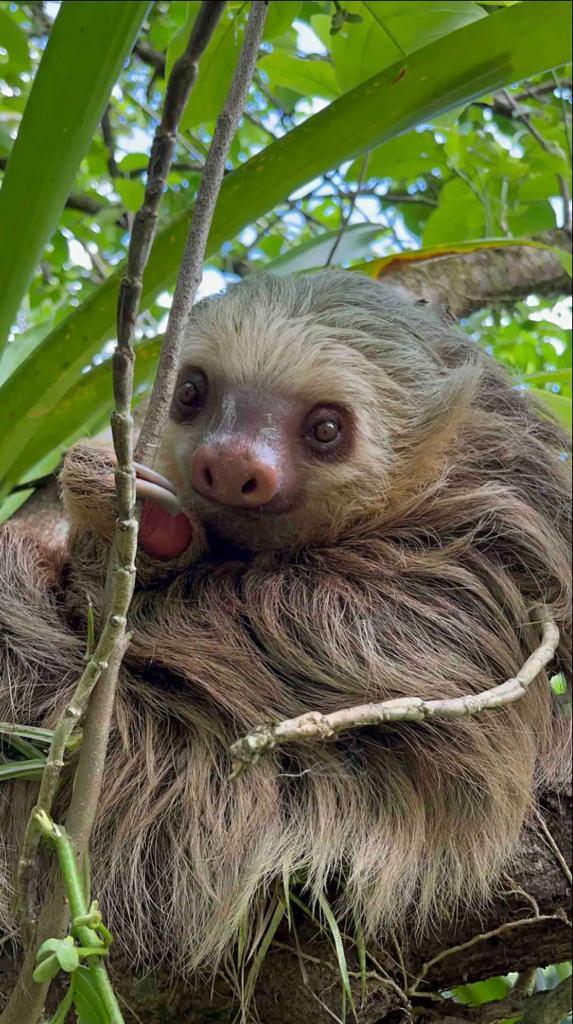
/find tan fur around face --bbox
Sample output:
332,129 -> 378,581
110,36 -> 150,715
0,271 -> 570,977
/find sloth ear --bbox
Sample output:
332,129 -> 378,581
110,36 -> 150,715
415,297 -> 457,325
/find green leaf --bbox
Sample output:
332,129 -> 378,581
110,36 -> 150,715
0,0 -> 151,356
423,177 -> 485,244
149,0 -> 193,52
264,223 -> 384,273
74,966 -> 111,1024
243,896 -> 285,1007
528,388 -> 573,432
0,336 -> 161,494
56,941 -> 80,974
522,369 -> 572,386
551,673 -> 568,695
316,891 -> 356,1016
114,177 -> 146,213
319,1 -> 486,93
454,975 -> 511,1005
263,1 -> 303,41
0,0 -> 570,489
32,953 -> 61,984
0,9 -> 30,75
346,127 -> 446,183
260,51 -> 339,100
0,757 -> 46,782
0,722 -> 54,745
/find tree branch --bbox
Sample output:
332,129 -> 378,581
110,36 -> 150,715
230,612 -> 558,776
135,0 -> 269,465
375,229 -> 572,318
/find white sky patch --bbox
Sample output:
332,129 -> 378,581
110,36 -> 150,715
294,20 -> 327,56
67,237 -> 92,270
530,297 -> 572,330
196,267 -> 227,301
117,127 -> 152,155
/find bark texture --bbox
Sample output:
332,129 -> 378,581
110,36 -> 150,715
377,229 -> 571,319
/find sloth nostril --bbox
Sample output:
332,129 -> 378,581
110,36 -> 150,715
203,467 -> 214,488
241,478 -> 257,495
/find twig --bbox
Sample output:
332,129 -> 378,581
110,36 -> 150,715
117,1 -> 226,375
136,0 -> 269,465
533,807 -> 573,886
1,7 -> 229,1024
134,40 -> 166,77
230,613 -> 558,776
409,912 -> 570,994
101,106 -> 120,179
325,153 -> 369,267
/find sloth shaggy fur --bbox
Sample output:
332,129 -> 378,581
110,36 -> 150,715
0,271 -> 571,976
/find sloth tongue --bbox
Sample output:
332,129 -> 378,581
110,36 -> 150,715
139,501 -> 194,560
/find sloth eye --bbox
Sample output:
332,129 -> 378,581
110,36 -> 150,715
305,407 -> 344,453
313,419 -> 340,444
175,372 -> 207,413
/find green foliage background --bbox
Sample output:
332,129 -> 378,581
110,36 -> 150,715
0,4 -> 571,1017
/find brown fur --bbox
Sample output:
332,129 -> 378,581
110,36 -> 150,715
0,271 -> 570,976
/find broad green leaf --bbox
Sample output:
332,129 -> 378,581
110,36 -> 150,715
0,9 -> 30,75
423,178 -> 485,244
0,0 -> 570,490
0,0 -> 151,356
528,388 -> 573,431
149,0 -> 192,52
0,337 -> 161,497
454,976 -> 511,1005
114,177 -> 146,213
346,128 -> 446,183
315,1 -> 486,94
56,941 -> 80,974
260,51 -> 338,100
264,223 -> 384,274
263,1 -> 303,41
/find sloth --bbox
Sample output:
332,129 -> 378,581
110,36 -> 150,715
0,271 -> 570,977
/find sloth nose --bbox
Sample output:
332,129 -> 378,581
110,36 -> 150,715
190,445 -> 279,508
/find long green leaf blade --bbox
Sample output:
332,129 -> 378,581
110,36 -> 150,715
0,0 -> 151,355
0,0 -> 570,487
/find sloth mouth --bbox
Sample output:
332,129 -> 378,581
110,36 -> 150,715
189,490 -> 297,519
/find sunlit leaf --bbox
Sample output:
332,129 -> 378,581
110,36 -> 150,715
0,0 -> 151,356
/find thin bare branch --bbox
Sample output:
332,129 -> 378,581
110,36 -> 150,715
230,613 -> 559,776
136,0 -> 269,465
325,153 -> 370,267
1,7 -> 230,1024
117,1 -> 226,366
